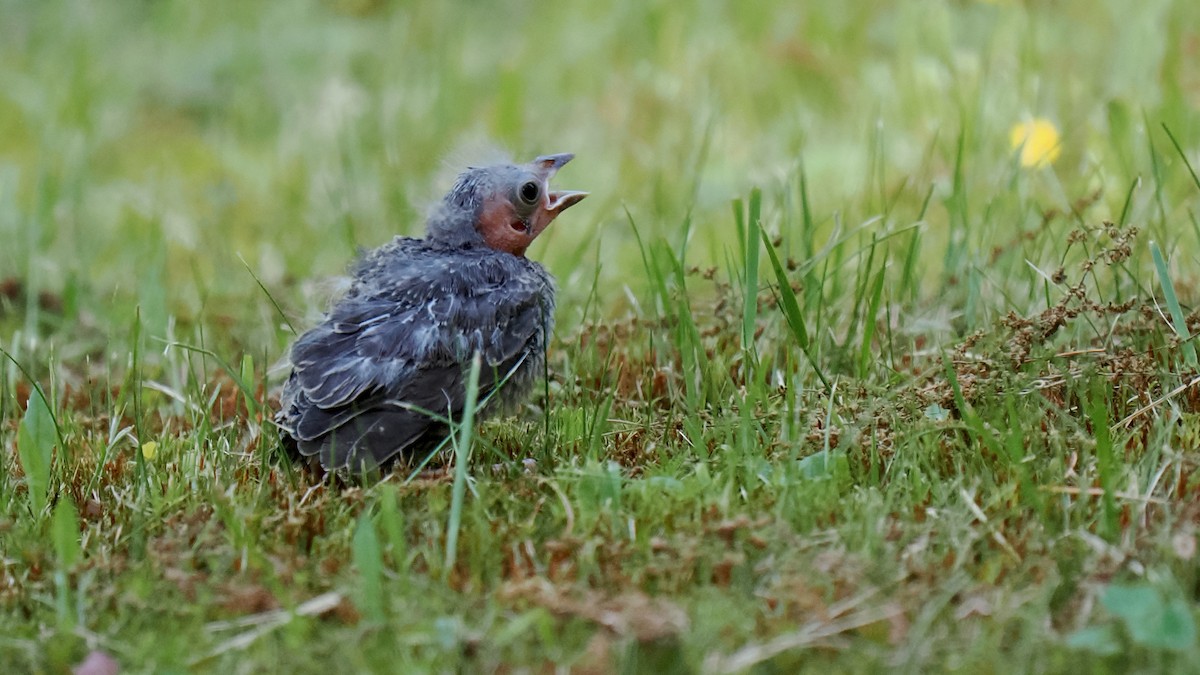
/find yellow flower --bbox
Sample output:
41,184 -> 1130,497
141,441 -> 158,461
1009,118 -> 1061,168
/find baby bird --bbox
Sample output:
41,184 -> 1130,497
276,153 -> 587,473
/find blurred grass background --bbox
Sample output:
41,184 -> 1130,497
3,0 -> 1197,350
4,0 -> 1200,671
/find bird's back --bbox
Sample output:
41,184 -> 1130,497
276,237 -> 555,473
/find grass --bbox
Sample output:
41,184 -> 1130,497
3,0 -> 1200,671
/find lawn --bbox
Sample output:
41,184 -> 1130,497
3,0 -> 1200,672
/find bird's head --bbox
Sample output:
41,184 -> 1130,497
428,153 -> 588,256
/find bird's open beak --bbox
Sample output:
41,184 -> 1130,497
535,153 -> 588,215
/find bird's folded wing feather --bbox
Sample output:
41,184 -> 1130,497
285,254 -> 553,448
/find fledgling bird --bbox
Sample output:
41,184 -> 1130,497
275,153 -> 587,473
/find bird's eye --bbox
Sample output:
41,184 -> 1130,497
519,181 -> 540,205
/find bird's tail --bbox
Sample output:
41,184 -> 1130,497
296,409 -> 445,474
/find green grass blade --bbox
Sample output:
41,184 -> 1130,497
857,254 -> 888,380
130,306 -> 146,491
797,158 -> 815,260
1004,391 -> 1044,517
732,197 -> 746,274
378,487 -> 406,569
352,510 -> 386,622
51,496 -> 81,630
625,205 -> 671,314
1161,123 -> 1200,195
758,229 -> 809,349
943,125 -> 969,282
1150,241 -> 1198,368
1144,111 -> 1168,226
1118,176 -> 1138,227
1191,209 -> 1200,255
1085,378 -> 1118,539
900,224 -> 922,302
758,227 -> 830,391
742,189 -> 762,353
444,352 -> 483,578
51,496 -> 82,568
162,341 -> 262,417
238,253 -> 298,336
17,378 -> 56,515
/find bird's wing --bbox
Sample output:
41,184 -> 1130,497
281,251 -> 553,470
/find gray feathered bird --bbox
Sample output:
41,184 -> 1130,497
276,153 -> 587,473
